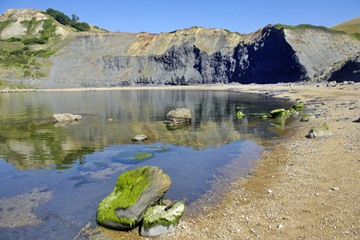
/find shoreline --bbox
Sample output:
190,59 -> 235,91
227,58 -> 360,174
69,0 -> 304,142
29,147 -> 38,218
166,83 -> 360,239
77,83 -> 360,239
0,82 -> 314,93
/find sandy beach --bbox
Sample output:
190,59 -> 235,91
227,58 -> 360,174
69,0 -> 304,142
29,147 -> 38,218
4,83 -> 358,239
165,83 -> 359,240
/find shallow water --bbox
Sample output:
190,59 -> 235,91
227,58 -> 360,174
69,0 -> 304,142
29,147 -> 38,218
0,89 -> 291,239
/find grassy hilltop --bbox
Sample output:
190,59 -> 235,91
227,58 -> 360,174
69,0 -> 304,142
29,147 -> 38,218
0,8 -> 105,88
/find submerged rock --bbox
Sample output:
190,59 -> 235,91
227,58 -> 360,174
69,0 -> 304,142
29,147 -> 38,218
165,108 -> 191,130
306,123 -> 332,138
52,113 -> 82,123
248,112 -> 268,119
140,202 -> 185,237
96,166 -> 171,230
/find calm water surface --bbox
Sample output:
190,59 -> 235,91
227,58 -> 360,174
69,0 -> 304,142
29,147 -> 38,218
0,89 -> 291,239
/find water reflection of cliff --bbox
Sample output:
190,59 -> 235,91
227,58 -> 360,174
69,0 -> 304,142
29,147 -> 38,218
0,90 -> 289,170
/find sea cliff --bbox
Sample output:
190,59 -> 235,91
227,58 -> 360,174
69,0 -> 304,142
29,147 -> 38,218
0,9 -> 359,88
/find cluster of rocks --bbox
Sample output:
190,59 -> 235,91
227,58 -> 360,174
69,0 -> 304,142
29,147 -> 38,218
236,101 -> 305,127
326,80 -> 355,87
286,101 -> 333,138
237,100 -> 334,139
96,166 -> 185,238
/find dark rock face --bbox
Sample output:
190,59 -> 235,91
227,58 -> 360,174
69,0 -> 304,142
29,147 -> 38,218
328,54 -> 360,82
232,27 -> 307,84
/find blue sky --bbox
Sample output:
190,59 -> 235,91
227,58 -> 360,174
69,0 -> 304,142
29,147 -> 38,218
0,0 -> 359,33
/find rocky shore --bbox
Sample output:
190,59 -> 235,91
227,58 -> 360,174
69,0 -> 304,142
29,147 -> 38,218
76,83 -> 359,239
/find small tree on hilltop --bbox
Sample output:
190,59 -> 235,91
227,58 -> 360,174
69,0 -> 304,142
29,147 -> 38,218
71,14 -> 79,23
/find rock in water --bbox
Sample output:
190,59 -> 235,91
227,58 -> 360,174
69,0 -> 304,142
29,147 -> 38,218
52,113 -> 82,123
270,109 -> 289,118
132,134 -> 148,141
306,123 -> 333,138
140,202 -> 185,237
165,108 -> 191,130
96,166 -> 171,230
236,111 -> 246,119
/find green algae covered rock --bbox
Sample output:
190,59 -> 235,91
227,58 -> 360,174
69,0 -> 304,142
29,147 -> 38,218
306,123 -> 332,138
270,109 -> 290,119
292,102 -> 305,110
96,166 -> 171,230
140,202 -> 185,237
301,113 -> 315,122
236,111 -> 246,119
248,112 -> 268,119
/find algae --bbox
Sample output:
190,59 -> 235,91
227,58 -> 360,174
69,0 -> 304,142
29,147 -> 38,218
133,152 -> 153,160
96,166 -> 152,226
236,111 -> 246,119
248,113 -> 268,119
301,113 -> 314,122
292,102 -> 305,110
142,202 -> 185,229
270,109 -> 290,118
314,123 -> 329,131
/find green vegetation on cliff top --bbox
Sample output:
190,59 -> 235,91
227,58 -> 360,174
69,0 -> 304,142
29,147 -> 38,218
275,23 -> 344,34
45,8 -> 90,32
0,17 -> 59,82
0,8 -> 108,85
275,18 -> 360,41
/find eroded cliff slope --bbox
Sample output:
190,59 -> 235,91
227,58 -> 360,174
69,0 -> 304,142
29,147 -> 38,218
1,9 -> 359,87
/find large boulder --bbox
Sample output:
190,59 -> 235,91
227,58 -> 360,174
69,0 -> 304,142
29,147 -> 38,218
140,202 -> 185,237
164,108 -> 191,130
96,166 -> 171,230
